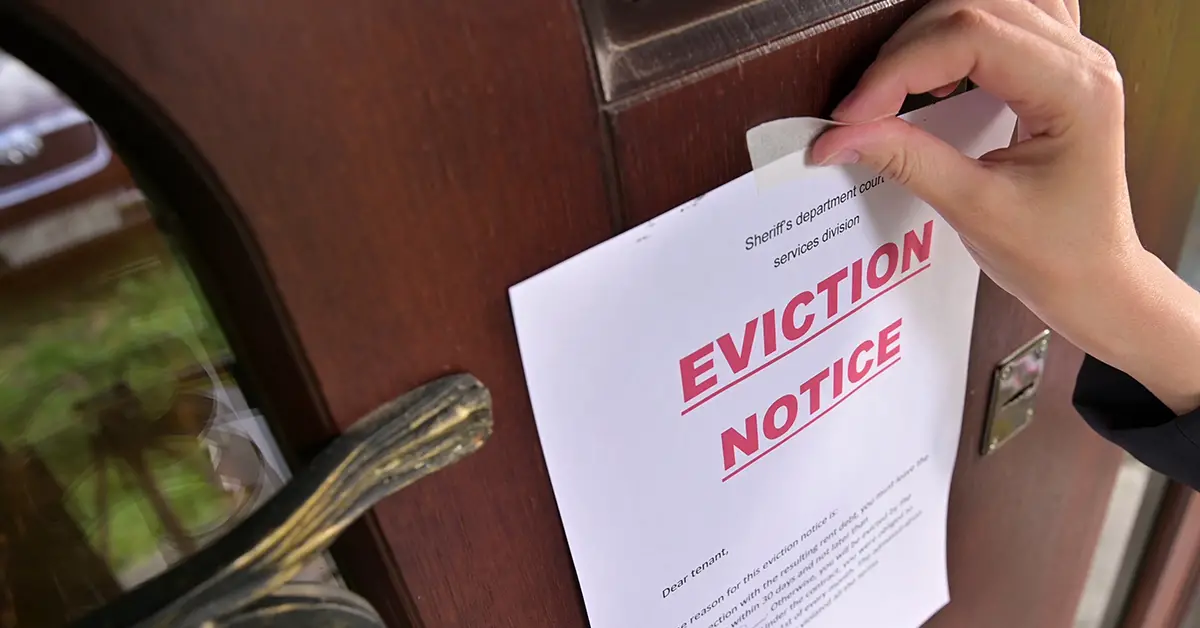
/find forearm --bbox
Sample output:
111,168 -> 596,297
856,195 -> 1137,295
809,0 -> 1194,412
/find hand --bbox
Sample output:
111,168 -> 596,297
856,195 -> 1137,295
811,0 -> 1200,413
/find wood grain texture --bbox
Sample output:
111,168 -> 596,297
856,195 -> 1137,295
582,0 -> 883,100
607,1 -> 1124,626
1085,0 -> 1200,267
610,2 -> 927,227
1082,0 -> 1200,625
7,1 -> 614,626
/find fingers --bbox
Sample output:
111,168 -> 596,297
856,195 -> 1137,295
880,0 -> 1078,61
929,82 -> 961,98
1031,0 -> 1076,26
831,8 -> 1084,136
810,117 -> 1000,231
1061,0 -> 1081,27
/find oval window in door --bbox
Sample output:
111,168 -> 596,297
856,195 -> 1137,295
0,51 -> 340,627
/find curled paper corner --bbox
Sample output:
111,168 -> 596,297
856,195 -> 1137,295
745,117 -> 847,191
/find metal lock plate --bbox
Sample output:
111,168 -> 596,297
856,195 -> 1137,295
981,330 -> 1050,455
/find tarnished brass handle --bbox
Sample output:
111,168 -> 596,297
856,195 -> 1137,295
76,373 -> 492,628
217,583 -> 384,627
216,583 -> 384,627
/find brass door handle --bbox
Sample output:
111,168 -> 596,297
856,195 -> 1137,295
75,373 -> 493,628
217,583 -> 385,628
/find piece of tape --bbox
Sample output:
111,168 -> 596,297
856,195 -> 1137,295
748,92 -> 1021,192
746,117 -> 847,191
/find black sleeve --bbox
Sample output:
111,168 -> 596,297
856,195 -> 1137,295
1074,354 -> 1200,490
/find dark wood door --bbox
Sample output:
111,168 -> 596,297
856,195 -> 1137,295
0,1 -> 1190,626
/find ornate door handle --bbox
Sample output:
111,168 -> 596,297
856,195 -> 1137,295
74,373 -> 493,628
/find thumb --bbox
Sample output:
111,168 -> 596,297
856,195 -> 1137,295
810,117 -> 995,220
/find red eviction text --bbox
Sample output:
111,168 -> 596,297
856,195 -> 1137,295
720,319 -> 903,480
678,220 -> 933,415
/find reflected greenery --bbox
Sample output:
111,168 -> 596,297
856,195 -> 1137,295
0,262 -> 234,573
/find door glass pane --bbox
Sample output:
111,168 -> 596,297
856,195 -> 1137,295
0,51 -> 337,627
1164,191 -> 1200,628
1175,191 -> 1200,288
1073,456 -> 1165,628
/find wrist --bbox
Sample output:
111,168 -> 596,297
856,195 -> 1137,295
1071,249 -> 1200,414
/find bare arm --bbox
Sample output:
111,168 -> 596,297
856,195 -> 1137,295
810,0 -> 1200,414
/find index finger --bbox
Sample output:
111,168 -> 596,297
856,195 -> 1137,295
880,0 -> 1077,60
832,8 -> 1082,136
1062,0 -> 1080,27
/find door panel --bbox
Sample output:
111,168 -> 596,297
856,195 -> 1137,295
4,0 -> 1188,626
606,1 -> 1121,626
1088,0 -> 1200,266
581,0 -> 882,100
1083,1 -> 1200,626
0,52 -> 348,625
4,1 -> 613,627
608,2 -> 922,221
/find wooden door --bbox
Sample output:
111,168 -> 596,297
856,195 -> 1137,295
0,0 -> 1191,626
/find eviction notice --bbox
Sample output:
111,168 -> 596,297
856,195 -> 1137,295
509,90 -> 1017,628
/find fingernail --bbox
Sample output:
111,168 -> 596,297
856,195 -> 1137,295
831,90 -> 860,120
820,150 -> 860,166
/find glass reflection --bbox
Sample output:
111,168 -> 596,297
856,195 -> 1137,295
0,51 -> 335,627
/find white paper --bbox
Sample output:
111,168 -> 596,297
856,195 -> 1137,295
745,118 -> 845,190
510,90 -> 1016,628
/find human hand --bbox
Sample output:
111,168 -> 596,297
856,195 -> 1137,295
811,0 -> 1200,413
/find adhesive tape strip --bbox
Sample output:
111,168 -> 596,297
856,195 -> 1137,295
746,117 -> 847,191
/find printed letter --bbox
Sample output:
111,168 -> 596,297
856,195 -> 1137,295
867,243 -> 899,289
763,309 -> 778,356
763,394 -> 799,439
681,344 -> 718,403
783,291 -> 815,341
817,267 -> 849,318
850,340 -> 875,383
851,259 -> 864,304
878,318 -> 902,363
799,368 -> 831,414
833,358 -> 845,398
717,317 -> 759,374
722,415 -> 759,470
902,220 -> 934,271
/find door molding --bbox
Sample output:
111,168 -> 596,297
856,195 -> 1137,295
1083,0 -> 1200,625
0,7 -> 420,626
1119,486 -> 1200,628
